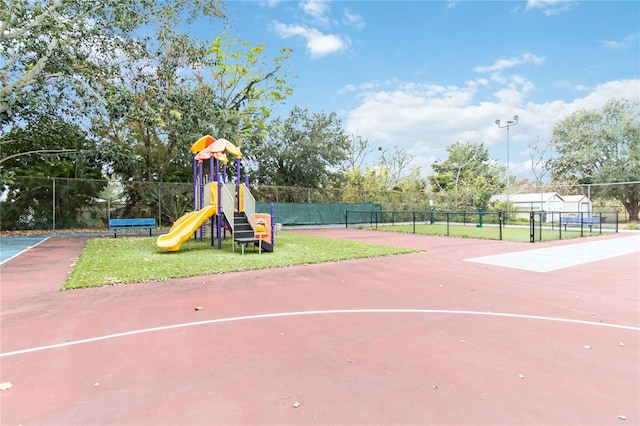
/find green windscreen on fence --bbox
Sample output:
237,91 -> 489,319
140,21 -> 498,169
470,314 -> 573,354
256,202 -> 381,225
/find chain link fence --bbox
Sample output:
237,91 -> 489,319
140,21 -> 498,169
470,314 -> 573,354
0,176 -> 633,231
347,209 -> 619,242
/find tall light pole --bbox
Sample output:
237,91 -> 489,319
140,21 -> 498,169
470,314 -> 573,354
495,115 -> 518,217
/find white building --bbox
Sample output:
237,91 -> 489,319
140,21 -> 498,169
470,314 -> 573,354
560,194 -> 592,215
489,192 -> 592,221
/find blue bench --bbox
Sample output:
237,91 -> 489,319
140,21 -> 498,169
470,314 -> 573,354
109,218 -> 156,238
560,216 -> 600,231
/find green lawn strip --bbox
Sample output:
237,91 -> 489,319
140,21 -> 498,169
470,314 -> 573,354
368,223 -> 600,242
64,231 -> 419,289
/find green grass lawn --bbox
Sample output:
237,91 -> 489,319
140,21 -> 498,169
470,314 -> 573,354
64,232 -> 419,289
366,223 -> 602,242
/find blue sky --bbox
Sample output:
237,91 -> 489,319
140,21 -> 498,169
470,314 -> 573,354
202,0 -> 639,180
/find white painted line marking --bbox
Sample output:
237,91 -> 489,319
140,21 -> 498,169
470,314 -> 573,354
1,309 -> 637,358
0,237 -> 50,265
466,234 -> 640,272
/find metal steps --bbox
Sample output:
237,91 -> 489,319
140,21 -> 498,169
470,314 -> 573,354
231,211 -> 273,253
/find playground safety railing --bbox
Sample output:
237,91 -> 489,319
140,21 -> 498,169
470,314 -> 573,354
242,183 -> 256,229
221,182 -> 236,233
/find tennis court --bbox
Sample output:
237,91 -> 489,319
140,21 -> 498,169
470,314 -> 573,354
1,229 -> 638,425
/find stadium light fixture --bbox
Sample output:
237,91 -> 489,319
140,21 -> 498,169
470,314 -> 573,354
495,115 -> 519,217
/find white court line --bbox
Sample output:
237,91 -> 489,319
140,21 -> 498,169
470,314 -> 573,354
1,309 -> 638,358
0,237 -> 50,265
465,234 -> 640,272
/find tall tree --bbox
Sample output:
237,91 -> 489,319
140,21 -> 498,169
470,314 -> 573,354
528,135 -> 553,183
0,115 -> 106,230
205,35 -> 294,144
345,134 -> 379,172
247,106 -> 350,190
94,35 -> 294,184
550,99 -> 640,220
379,145 -> 418,191
427,141 -> 503,209
0,0 -> 226,126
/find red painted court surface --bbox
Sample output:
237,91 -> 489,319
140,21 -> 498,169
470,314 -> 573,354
1,230 -> 638,425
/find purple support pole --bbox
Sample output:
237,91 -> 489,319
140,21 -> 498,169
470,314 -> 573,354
193,158 -> 197,211
236,158 -> 241,211
209,157 -> 214,245
217,171 -> 222,249
236,158 -> 241,186
211,215 -> 218,247
199,161 -> 204,241
199,162 -> 204,210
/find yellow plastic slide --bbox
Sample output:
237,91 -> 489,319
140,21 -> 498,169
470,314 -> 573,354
157,205 -> 217,252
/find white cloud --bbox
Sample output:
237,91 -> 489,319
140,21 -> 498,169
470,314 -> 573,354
344,77 -> 640,179
272,21 -> 349,58
337,84 -> 357,95
474,53 -> 544,74
599,33 -> 639,50
525,0 -> 578,16
600,40 -> 624,50
342,9 -> 365,29
258,0 -> 282,7
300,0 -> 329,19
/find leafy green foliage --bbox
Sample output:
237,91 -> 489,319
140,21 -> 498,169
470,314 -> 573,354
247,106 -> 351,192
550,99 -> 640,220
427,141 -> 503,210
93,34 -> 295,187
0,0 -> 225,125
0,115 -> 106,230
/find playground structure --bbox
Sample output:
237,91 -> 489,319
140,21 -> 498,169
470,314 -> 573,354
156,135 -> 274,253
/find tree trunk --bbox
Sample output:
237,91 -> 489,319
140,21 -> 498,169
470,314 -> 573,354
621,200 -> 640,221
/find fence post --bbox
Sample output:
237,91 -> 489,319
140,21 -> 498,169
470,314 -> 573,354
52,178 -> 56,231
446,212 -> 450,236
529,211 -> 534,243
157,183 -> 162,228
615,210 -> 619,233
598,211 -> 602,234
345,210 -> 348,228
107,180 -> 111,224
538,212 -> 542,241
499,211 -> 503,240
559,212 -> 562,240
413,212 -> 416,234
